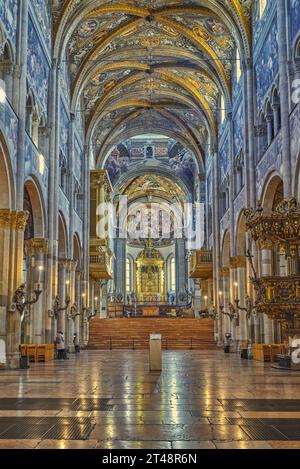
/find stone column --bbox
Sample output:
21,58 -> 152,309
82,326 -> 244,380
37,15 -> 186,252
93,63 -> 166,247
100,280 -> 108,318
193,280 -> 201,316
212,151 -> 222,344
272,104 -> 281,135
74,270 -> 81,340
266,115 -> 273,146
229,263 -> 237,341
175,238 -> 187,305
89,281 -> 95,317
4,212 -> 28,368
0,211 -> 12,367
221,268 -> 231,337
57,259 -> 68,335
245,60 -> 256,207
24,239 -> 48,344
15,0 -> 28,210
277,0 -> 292,196
46,58 -> 59,343
66,260 -> 77,351
260,243 -> 274,344
114,238 -> 126,302
236,263 -> 248,341
83,146 -> 91,340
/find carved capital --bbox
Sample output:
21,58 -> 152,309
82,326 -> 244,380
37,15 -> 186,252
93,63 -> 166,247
0,210 -> 29,231
68,259 -> 78,272
230,256 -> 247,269
254,125 -> 267,137
58,258 -> 70,270
259,239 -> 274,250
25,238 -> 49,256
220,267 -> 230,277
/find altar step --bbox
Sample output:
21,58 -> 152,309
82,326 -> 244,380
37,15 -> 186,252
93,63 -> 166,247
87,318 -> 216,350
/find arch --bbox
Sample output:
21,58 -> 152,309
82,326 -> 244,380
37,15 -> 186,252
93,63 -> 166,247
24,178 -> 46,238
221,230 -> 231,268
125,253 -> 135,293
293,34 -> 300,60
112,165 -> 192,202
0,130 -> 14,209
73,232 -> 82,270
235,212 -> 247,257
58,211 -> 68,259
293,149 -> 300,199
260,173 -> 284,213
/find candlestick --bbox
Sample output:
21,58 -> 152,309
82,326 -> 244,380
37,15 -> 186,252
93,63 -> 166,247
234,282 -> 238,301
66,280 -> 70,298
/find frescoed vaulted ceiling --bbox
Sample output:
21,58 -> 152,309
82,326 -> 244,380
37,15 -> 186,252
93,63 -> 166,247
53,0 -> 252,170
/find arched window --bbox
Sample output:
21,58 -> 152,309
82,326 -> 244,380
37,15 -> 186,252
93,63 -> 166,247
170,257 -> 176,291
259,0 -> 267,19
126,257 -> 131,292
220,94 -> 225,125
236,48 -> 242,83
0,40 -> 14,102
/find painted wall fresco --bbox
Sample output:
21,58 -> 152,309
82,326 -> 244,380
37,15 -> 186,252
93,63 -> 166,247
233,100 -> 244,156
27,17 -> 50,113
106,147 -> 130,185
169,147 -> 195,188
30,0 -> 51,50
0,0 -> 17,46
60,52 -> 71,107
290,104 -> 300,168
74,137 -> 83,185
252,0 -> 273,47
255,18 -> 279,110
60,100 -> 69,157
24,134 -> 49,193
105,141 -> 195,189
291,0 -> 300,42
0,99 -> 18,171
219,135 -> 229,179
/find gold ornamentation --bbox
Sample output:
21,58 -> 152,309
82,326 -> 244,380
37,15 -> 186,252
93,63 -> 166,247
229,256 -> 246,269
25,239 -> 49,256
243,198 -> 300,251
0,210 -> 29,231
220,267 -> 230,277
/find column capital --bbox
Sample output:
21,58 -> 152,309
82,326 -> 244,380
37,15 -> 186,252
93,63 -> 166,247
24,238 -> 49,255
259,239 -> 273,250
58,258 -> 70,269
220,266 -> 230,277
68,259 -> 78,272
0,209 -> 29,231
229,256 -> 247,269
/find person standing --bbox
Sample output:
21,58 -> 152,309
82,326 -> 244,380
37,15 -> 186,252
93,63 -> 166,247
55,331 -> 66,359
73,333 -> 80,354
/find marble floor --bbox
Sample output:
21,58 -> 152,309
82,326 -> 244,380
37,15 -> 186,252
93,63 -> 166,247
0,350 -> 300,449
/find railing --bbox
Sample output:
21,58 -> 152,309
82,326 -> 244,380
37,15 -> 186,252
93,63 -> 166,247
189,250 -> 213,280
89,336 -> 215,350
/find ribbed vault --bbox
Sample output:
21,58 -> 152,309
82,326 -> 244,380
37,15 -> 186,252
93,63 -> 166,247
52,0 -> 251,170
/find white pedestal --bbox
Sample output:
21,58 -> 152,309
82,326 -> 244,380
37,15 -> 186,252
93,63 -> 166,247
149,334 -> 162,371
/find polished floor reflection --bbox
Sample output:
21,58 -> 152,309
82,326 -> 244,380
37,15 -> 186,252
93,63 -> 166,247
1,350 -> 300,449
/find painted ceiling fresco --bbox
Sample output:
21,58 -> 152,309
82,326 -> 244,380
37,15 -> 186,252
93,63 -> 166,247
52,0 -> 252,173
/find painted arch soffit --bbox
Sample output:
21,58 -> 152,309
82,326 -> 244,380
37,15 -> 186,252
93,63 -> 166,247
92,106 -> 206,167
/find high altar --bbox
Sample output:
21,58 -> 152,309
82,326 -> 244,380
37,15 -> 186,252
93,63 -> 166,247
136,245 -> 165,304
